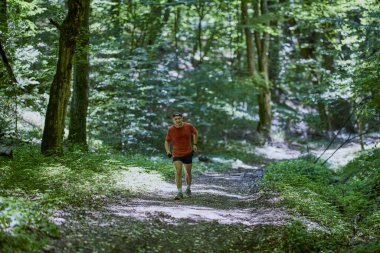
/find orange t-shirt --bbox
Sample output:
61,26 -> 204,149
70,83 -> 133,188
166,122 -> 197,157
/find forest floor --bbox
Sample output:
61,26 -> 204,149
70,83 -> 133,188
48,135 -> 380,252
50,162 -> 294,252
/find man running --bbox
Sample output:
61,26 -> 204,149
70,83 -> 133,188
165,112 -> 198,200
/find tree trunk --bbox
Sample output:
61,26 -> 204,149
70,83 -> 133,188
254,0 -> 271,137
0,0 -> 7,36
41,0 -> 85,156
174,6 -> 181,50
146,3 -> 163,46
192,2 -> 205,65
241,0 -> 256,74
298,30 -> 332,135
110,0 -> 122,39
68,0 -> 90,149
358,115 -> 364,150
174,6 -> 181,69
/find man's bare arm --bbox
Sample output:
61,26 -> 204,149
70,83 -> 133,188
192,129 -> 198,152
165,141 -> 171,155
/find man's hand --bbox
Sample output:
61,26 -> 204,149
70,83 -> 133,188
192,144 -> 198,152
167,152 -> 172,158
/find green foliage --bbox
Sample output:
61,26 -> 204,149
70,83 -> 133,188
0,144 -> 123,207
0,196 -> 59,253
203,139 -> 264,164
263,152 -> 380,252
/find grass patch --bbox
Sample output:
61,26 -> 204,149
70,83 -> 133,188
203,140 -> 265,164
262,151 -> 380,252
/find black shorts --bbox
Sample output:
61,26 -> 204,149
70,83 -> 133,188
173,152 -> 193,164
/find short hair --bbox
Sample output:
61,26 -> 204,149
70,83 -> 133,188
172,112 -> 183,117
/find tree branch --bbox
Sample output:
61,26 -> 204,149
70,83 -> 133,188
0,39 -> 18,84
49,18 -> 61,30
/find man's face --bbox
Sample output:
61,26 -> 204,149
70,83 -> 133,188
172,116 -> 183,126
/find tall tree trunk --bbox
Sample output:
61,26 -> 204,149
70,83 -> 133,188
146,0 -> 172,46
254,0 -> 271,137
241,0 -> 256,74
145,3 -> 163,46
174,6 -> 181,69
192,2 -> 205,65
174,6 -> 181,50
0,0 -> 7,36
299,30 -> 332,135
68,0 -> 90,149
41,0 -> 85,156
111,0 -> 122,39
358,115 -> 364,150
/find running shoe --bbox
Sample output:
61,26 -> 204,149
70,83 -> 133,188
174,192 -> 184,200
185,188 -> 192,197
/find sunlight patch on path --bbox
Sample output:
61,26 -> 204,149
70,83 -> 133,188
107,199 -> 290,226
254,138 -> 380,169
254,143 -> 301,160
312,142 -> 380,169
191,185 -> 247,199
115,167 -> 175,196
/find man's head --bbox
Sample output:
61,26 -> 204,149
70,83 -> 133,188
172,112 -> 183,127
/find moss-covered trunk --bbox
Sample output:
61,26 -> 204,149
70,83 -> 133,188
68,0 -> 90,148
254,0 -> 272,137
41,0 -> 85,155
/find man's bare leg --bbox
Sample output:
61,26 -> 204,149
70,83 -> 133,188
184,163 -> 192,187
173,161 -> 183,197
184,163 -> 192,196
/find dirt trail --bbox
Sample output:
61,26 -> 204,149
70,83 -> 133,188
51,163 -> 292,252
106,165 -> 289,226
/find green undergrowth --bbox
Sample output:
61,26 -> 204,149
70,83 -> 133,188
263,150 -> 380,252
203,140 -> 265,164
0,143 -> 236,252
0,196 -> 59,253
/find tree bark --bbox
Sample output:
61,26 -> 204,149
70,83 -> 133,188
358,115 -> 364,150
68,0 -> 90,149
174,6 -> 181,50
298,30 -> 332,135
41,0 -> 85,156
241,0 -> 256,74
0,0 -> 7,36
110,0 -> 122,39
192,1 -> 206,65
146,3 -> 164,46
254,0 -> 271,137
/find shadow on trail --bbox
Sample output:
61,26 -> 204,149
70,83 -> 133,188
51,164 -> 292,252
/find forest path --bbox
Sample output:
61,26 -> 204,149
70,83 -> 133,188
51,162 -> 292,252
106,164 -> 288,226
